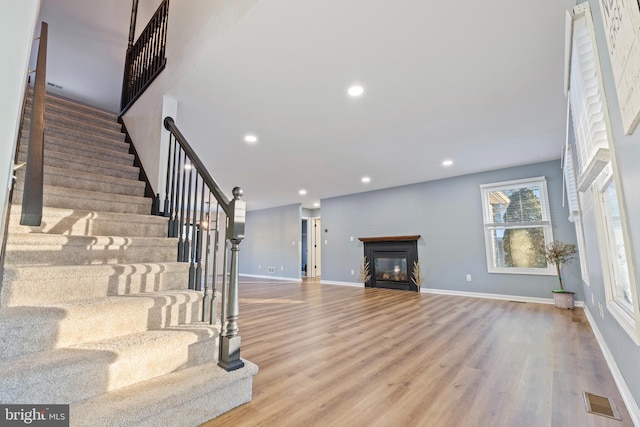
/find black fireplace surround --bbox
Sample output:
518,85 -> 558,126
359,235 -> 420,292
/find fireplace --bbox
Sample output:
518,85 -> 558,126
359,235 -> 420,291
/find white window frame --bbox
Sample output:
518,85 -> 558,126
568,2 -> 640,345
593,165 -> 640,344
480,177 -> 555,275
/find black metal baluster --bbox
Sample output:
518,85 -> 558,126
202,192 -> 212,322
183,163 -> 194,264
188,173 -> 199,289
171,147 -> 181,238
163,134 -> 173,217
196,182 -> 206,291
210,202 -> 221,325
177,150 -> 187,262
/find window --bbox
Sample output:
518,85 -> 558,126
593,165 -> 638,339
568,3 -> 640,344
480,177 -> 554,275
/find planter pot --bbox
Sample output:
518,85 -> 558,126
552,291 -> 575,309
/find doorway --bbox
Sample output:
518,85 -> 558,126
301,218 -> 309,277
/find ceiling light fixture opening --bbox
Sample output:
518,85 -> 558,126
442,159 -> 454,167
244,134 -> 258,144
299,189 -> 307,196
348,85 -> 364,97
313,202 -> 320,207
361,176 -> 371,183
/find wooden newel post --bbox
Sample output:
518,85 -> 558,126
218,187 -> 245,371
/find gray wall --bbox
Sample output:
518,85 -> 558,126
580,0 -> 640,408
321,160 -> 581,300
240,203 -> 301,279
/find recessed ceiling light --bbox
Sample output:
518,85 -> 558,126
361,176 -> 371,183
348,85 -> 364,97
244,134 -> 258,144
299,189 -> 307,195
313,202 -> 320,207
442,159 -> 454,167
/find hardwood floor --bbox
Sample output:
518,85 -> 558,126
202,280 -> 632,427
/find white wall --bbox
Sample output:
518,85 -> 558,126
0,0 -> 41,264
122,0 -> 258,197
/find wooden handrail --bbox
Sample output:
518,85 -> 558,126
20,22 -> 48,226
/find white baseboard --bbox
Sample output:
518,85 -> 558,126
583,307 -> 640,426
320,280 -> 363,288
239,274 -> 301,282
419,287 -> 585,307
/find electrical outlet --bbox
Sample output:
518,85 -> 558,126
351,269 -> 355,275
259,264 -> 261,270
350,236 -> 354,242
325,239 -> 328,245
599,302 -> 605,319
281,266 -> 284,271
466,274 -> 472,282
591,293 -> 595,306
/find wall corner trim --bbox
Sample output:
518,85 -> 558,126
583,307 -> 640,426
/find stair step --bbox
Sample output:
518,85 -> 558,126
17,145 -> 139,180
23,115 -> 125,145
8,205 -> 167,237
1,262 -> 190,306
13,184 -> 152,215
27,89 -> 118,122
0,290 -> 203,358
14,166 -> 145,197
4,233 -> 176,266
24,101 -> 123,133
70,360 -> 258,427
0,325 -> 218,404
20,132 -> 134,166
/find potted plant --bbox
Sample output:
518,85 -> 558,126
537,240 -> 578,309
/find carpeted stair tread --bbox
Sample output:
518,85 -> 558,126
17,144 -> 139,180
12,185 -> 152,214
0,290 -> 204,358
70,360 -> 258,427
1,262 -> 190,306
0,325 -> 218,404
7,204 -> 167,237
14,166 -> 145,197
20,133 -> 134,165
22,115 -> 125,143
4,233 -> 176,266
27,89 -> 118,122
24,103 -> 123,133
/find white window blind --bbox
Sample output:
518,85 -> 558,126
563,142 -> 580,223
568,5 -> 611,192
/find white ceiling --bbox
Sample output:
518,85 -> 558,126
38,0 -> 576,211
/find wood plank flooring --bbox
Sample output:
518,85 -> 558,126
202,279 -> 632,427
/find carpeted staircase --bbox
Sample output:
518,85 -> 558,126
0,91 -> 257,426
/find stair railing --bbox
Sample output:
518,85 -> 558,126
20,22 -> 48,227
163,116 -> 245,372
120,0 -> 169,115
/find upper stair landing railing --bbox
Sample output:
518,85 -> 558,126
120,0 -> 169,115
20,22 -> 48,227
163,116 -> 245,372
